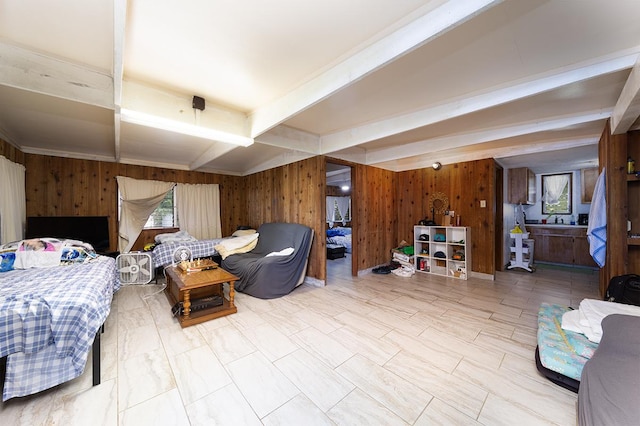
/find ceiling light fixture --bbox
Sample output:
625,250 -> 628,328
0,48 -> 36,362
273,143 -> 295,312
120,109 -> 254,147
432,161 -> 442,170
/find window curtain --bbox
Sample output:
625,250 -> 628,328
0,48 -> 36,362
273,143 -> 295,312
335,196 -> 350,225
116,176 -> 175,253
175,183 -> 222,240
0,156 -> 26,244
326,196 -> 337,227
543,174 -> 569,204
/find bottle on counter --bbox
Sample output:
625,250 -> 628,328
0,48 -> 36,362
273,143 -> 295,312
628,156 -> 635,174
571,215 -> 576,225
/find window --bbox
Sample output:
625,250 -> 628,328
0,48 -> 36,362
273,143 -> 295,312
542,173 -> 572,215
117,188 -> 178,229
331,198 -> 351,222
144,189 -> 178,228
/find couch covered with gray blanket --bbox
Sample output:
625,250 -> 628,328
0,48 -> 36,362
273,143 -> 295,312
221,222 -> 313,299
578,314 -> 640,425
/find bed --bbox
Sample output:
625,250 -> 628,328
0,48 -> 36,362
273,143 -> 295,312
0,240 -> 119,401
326,226 -> 351,253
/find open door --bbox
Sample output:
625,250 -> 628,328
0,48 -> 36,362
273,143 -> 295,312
326,160 -> 355,279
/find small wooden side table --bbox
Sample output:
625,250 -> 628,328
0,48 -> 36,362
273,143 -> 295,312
164,264 -> 238,327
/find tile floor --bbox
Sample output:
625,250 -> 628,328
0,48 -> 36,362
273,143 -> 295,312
0,257 -> 600,425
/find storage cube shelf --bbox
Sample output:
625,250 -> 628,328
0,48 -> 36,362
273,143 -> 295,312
413,226 -> 470,280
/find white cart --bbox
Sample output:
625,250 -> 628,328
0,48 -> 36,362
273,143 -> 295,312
508,232 -> 534,272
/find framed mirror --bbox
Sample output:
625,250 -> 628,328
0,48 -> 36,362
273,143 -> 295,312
542,173 -> 572,215
429,192 -> 449,215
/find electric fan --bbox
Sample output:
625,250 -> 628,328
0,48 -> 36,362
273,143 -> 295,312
116,252 -> 153,285
172,246 -> 193,265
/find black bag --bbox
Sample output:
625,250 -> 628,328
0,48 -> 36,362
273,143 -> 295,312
605,274 -> 640,306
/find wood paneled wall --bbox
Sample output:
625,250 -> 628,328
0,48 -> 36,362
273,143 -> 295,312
353,163 -> 398,274
242,157 -> 326,280
396,159 -> 497,275
24,154 -> 245,253
20,150 -> 499,280
598,120 -> 628,295
0,138 -> 25,165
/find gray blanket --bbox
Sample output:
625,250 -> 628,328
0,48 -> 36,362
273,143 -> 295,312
578,314 -> 640,425
221,222 -> 313,299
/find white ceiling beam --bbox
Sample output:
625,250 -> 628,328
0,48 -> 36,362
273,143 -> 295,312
0,42 -> 113,109
241,151 -> 317,176
122,80 -> 249,135
190,143 -> 242,171
365,110 -> 612,165
321,50 -> 639,153
113,0 -> 128,160
122,80 -> 255,169
254,125 -> 320,154
248,0 -> 502,138
611,56 -> 640,134
375,137 -> 599,172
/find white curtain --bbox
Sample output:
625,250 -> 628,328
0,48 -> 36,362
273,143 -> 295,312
117,176 -> 175,253
176,183 -> 222,240
335,196 -> 350,225
544,174 -> 569,204
0,156 -> 26,244
326,196 -> 337,227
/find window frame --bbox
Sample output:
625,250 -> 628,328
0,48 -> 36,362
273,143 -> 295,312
541,172 -> 573,215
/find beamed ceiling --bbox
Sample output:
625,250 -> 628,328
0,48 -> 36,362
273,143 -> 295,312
1,0 -> 640,176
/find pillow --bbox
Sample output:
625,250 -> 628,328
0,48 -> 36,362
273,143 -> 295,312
155,230 -> 197,244
14,238 -> 63,269
0,252 -> 15,272
266,247 -> 294,257
231,229 -> 257,237
214,233 -> 259,260
215,239 -> 258,260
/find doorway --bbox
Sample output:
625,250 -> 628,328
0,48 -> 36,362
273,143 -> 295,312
326,161 -> 355,280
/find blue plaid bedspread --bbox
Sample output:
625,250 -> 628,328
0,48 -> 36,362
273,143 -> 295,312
152,238 -> 226,268
0,256 -> 119,400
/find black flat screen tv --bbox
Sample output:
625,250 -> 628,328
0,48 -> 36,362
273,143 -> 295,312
26,216 -> 110,252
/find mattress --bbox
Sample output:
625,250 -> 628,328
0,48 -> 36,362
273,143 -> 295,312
537,303 -> 598,383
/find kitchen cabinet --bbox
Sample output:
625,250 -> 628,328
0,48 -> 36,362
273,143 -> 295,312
508,167 -> 536,204
527,226 -> 596,267
580,167 -> 598,203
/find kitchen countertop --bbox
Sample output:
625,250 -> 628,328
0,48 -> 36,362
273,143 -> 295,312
524,224 -> 588,229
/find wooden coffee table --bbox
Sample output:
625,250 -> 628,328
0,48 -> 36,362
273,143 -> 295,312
164,263 -> 238,327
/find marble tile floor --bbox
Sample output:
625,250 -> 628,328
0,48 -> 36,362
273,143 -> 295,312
0,256 -> 600,425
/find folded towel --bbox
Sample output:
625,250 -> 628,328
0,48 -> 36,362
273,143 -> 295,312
587,168 -> 606,267
562,298 -> 640,343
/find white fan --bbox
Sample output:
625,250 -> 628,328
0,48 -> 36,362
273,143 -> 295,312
116,253 -> 153,285
172,246 -> 193,265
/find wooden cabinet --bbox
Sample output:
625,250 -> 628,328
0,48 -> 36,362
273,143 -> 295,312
580,167 -> 598,203
414,226 -> 470,279
528,226 -> 596,267
508,167 -> 536,204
